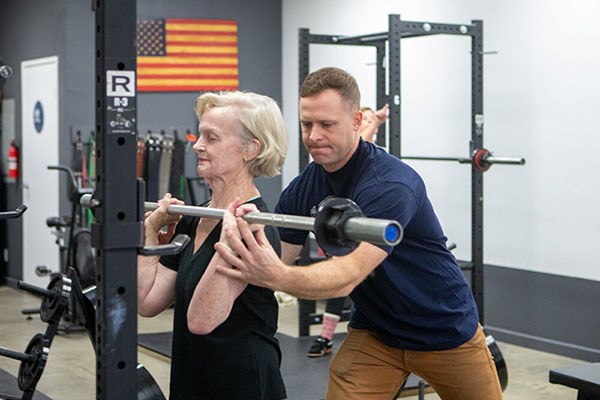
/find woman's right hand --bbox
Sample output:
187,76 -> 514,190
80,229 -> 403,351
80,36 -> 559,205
144,193 -> 183,241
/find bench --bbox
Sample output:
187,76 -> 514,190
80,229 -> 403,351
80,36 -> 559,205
549,363 -> 600,400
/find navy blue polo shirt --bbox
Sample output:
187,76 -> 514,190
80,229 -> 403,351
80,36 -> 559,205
275,139 -> 479,350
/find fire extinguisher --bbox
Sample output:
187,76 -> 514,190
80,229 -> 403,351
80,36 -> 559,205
8,140 -> 18,180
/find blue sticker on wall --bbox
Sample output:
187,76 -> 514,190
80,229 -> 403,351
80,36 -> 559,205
33,101 -> 44,133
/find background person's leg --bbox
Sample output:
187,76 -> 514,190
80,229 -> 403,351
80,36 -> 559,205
307,297 -> 346,357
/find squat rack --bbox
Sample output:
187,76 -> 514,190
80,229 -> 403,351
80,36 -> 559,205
93,0 -> 139,398
298,14 -> 524,334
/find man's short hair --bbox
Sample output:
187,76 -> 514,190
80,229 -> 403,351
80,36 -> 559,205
299,67 -> 361,111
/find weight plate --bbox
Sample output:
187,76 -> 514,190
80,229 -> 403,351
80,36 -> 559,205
17,334 -> 48,392
40,274 -> 71,323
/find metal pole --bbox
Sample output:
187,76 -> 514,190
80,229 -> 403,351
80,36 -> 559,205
375,42 -> 387,148
298,28 -> 310,171
401,155 -> 525,165
332,32 -> 388,43
0,347 -> 36,363
471,20 -> 485,323
94,0 -> 139,398
388,14 -> 402,158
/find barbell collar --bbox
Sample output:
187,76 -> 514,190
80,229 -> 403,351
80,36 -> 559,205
144,202 -> 402,247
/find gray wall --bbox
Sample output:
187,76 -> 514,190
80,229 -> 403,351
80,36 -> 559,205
136,0 -> 283,209
0,0 -> 68,282
0,0 -> 282,282
485,265 -> 600,361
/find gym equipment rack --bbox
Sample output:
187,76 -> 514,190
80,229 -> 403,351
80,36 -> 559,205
94,1 -> 140,398
298,14 -> 497,332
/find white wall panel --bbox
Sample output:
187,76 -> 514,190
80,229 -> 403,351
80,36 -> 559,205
282,0 -> 600,281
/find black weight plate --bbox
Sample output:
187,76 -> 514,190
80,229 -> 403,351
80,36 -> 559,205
314,197 -> 363,256
17,334 -> 48,391
137,364 -> 166,400
485,331 -> 509,392
73,229 -> 96,288
40,275 -> 71,324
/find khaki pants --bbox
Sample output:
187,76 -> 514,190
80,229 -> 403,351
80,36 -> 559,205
326,325 -> 503,400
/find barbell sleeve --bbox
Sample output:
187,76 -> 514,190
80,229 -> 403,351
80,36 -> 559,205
144,202 -> 402,247
0,346 -> 35,363
401,155 -> 466,163
17,281 -> 55,299
484,156 -> 526,165
401,154 -> 526,167
401,155 -> 525,165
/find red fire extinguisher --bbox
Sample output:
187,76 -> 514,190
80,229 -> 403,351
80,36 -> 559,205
8,140 -> 18,179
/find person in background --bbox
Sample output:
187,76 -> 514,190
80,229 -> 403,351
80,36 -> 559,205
306,296 -> 346,357
359,104 -> 389,143
216,67 -> 502,400
137,91 -> 288,400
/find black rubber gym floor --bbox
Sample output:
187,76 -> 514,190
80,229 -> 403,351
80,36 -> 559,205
0,368 -> 52,400
0,333 -> 425,399
138,331 -> 427,400
138,331 -> 345,400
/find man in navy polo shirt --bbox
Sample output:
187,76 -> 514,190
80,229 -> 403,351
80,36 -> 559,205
217,67 -> 502,400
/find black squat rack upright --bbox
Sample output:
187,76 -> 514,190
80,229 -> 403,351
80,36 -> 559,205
93,0 -> 140,398
297,14 -> 525,336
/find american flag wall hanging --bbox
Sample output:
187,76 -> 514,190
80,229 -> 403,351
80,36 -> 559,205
136,18 -> 239,92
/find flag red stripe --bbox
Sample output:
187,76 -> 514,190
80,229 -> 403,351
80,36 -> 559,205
137,63 -> 238,68
139,74 -> 238,79
139,85 -> 239,92
166,52 -> 238,57
166,18 -> 236,25
163,52 -> 237,58
165,30 -> 237,36
166,41 -> 237,47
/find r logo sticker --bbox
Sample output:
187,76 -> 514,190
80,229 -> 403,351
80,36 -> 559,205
107,71 -> 136,97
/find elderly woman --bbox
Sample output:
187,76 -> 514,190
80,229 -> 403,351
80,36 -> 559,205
138,91 -> 288,400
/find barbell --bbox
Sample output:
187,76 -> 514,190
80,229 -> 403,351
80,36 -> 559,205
401,148 -> 525,172
81,194 -> 403,255
142,197 -> 403,256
